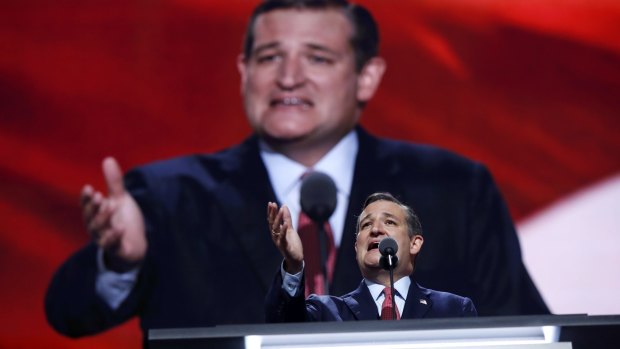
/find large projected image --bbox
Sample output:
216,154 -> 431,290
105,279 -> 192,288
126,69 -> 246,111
0,1 -> 618,348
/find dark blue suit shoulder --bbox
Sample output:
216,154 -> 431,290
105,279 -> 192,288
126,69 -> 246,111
128,153 -> 228,181
424,287 -> 478,317
376,137 -> 486,174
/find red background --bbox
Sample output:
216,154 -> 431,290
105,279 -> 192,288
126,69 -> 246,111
1,1 -> 619,348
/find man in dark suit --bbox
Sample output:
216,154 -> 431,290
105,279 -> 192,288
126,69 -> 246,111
266,192 -> 477,322
45,0 -> 547,344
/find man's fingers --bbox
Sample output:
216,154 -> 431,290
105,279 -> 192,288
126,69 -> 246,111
267,202 -> 277,226
80,185 -> 94,206
273,206 -> 286,233
81,185 -> 96,222
275,222 -> 287,246
87,199 -> 114,237
280,221 -> 289,236
102,157 -> 126,198
281,205 -> 292,227
82,190 -> 104,225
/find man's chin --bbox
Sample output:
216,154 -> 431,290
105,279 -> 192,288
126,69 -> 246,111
361,258 -> 382,271
261,132 -> 325,153
360,263 -> 386,281
262,133 -> 299,144
260,130 -> 308,145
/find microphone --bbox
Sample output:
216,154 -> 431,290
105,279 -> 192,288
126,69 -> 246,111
379,237 -> 399,271
300,171 -> 337,223
299,171 -> 337,294
379,237 -> 399,320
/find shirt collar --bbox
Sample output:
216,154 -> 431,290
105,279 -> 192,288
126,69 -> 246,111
259,130 -> 358,211
365,276 -> 411,301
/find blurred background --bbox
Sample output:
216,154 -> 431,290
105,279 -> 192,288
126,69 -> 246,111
1,0 -> 619,348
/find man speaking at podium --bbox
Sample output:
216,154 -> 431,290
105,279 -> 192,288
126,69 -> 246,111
266,192 -> 477,321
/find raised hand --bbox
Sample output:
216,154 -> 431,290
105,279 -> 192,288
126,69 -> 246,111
81,157 -> 147,272
267,202 -> 303,274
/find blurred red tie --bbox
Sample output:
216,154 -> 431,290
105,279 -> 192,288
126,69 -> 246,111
298,211 -> 336,296
380,287 -> 401,320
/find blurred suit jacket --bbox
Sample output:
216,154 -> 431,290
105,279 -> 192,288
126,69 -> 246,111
45,127 -> 548,341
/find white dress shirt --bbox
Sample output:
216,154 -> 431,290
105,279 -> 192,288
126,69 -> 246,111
365,277 -> 409,316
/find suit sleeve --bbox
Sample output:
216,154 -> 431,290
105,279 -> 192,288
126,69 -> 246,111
467,164 -> 549,315
265,269 -> 307,323
44,243 -> 147,336
44,168 -> 159,337
462,297 -> 478,317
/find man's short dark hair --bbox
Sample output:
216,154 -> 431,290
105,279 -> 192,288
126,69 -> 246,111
242,0 -> 379,72
356,192 -> 423,237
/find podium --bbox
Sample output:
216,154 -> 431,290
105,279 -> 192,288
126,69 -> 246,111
149,314 -> 620,349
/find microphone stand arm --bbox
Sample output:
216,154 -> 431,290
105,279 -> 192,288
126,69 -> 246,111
388,255 -> 396,320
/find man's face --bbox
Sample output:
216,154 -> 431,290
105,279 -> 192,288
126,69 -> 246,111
355,200 -> 421,280
238,8 -> 371,150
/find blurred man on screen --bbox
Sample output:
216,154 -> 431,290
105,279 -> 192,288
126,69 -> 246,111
45,0 -> 548,345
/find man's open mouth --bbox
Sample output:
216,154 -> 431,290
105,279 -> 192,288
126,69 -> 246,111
270,97 -> 313,108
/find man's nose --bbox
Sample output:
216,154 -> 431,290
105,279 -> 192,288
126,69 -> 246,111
370,223 -> 386,236
277,56 -> 305,89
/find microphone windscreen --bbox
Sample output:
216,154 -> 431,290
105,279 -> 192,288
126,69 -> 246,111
379,237 -> 399,256
300,171 -> 337,222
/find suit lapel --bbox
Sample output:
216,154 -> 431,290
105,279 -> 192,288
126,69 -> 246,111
402,278 -> 432,319
343,281 -> 380,320
210,136 -> 282,292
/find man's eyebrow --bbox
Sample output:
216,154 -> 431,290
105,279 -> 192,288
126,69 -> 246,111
372,212 -> 400,220
251,42 -> 341,58
359,211 -> 401,226
359,212 -> 373,223
305,43 -> 340,56
382,212 -> 400,221
251,42 -> 280,56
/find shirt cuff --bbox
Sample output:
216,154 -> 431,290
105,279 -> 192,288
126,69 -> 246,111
95,247 -> 141,310
280,260 -> 304,297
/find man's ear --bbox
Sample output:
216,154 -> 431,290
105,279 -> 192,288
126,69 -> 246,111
237,54 -> 248,94
409,235 -> 424,256
356,57 -> 386,102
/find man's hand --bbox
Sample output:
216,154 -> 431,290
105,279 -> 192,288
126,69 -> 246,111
267,202 -> 303,274
81,157 -> 147,272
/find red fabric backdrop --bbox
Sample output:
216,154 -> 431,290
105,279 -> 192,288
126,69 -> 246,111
1,1 -> 619,348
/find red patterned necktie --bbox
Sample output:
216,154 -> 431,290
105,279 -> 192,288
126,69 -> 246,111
380,287 -> 401,320
298,211 -> 336,296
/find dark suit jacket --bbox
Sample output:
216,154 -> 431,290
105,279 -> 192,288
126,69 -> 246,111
266,273 -> 477,322
45,127 -> 548,341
